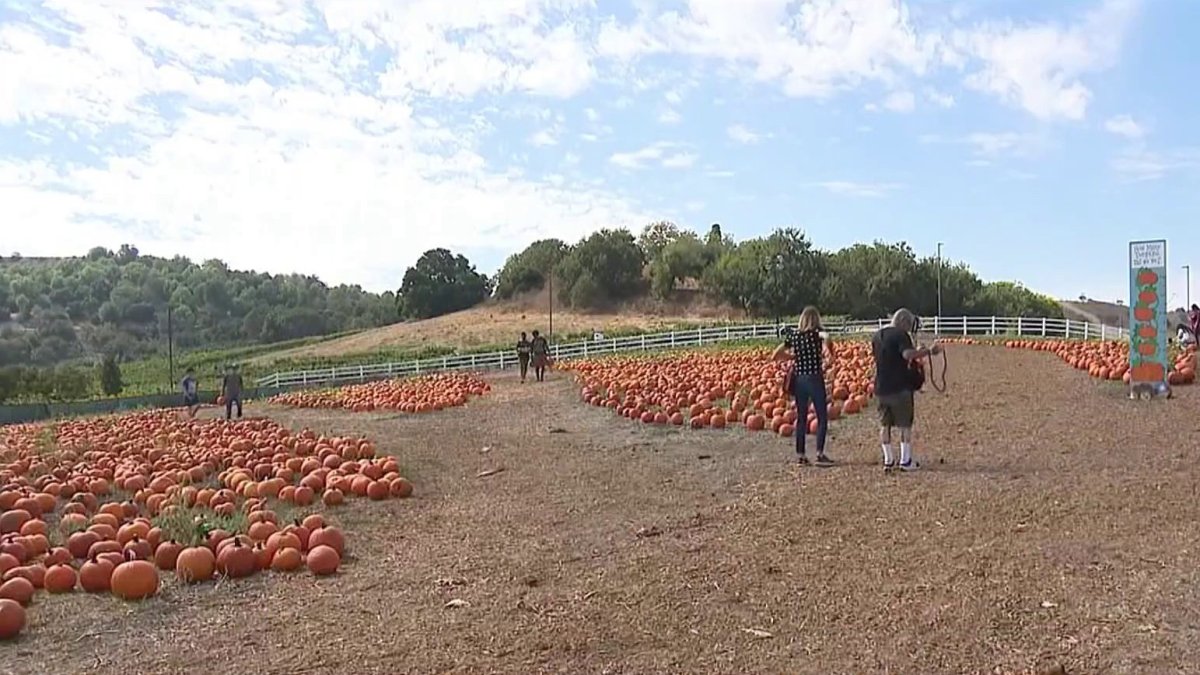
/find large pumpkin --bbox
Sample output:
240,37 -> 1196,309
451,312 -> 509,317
306,545 -> 340,576
175,546 -> 215,584
0,598 -> 25,640
110,557 -> 159,601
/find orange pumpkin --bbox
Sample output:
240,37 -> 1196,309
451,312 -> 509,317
175,546 -> 216,584
110,556 -> 159,601
305,544 -> 340,576
44,564 -> 77,593
0,598 -> 25,640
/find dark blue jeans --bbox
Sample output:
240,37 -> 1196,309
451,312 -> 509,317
791,373 -> 828,456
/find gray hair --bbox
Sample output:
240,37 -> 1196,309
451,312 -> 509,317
890,308 -> 917,332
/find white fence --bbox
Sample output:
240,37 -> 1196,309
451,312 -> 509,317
255,315 -> 1127,390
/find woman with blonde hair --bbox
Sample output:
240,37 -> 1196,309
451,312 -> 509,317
773,305 -> 836,466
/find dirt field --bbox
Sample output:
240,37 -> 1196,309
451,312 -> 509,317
11,344 -> 1200,675
249,290 -> 742,364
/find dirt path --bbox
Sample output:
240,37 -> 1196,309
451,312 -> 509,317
13,345 -> 1200,675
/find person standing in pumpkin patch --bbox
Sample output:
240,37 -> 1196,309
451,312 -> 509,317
530,330 -> 550,382
772,306 -> 835,466
871,308 -> 941,472
516,331 -> 532,383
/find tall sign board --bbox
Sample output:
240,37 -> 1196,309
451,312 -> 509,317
1128,240 -> 1168,395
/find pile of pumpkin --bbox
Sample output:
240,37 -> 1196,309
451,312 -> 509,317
563,343 -> 877,437
1004,338 -> 1196,385
268,372 -> 490,413
0,411 -> 414,640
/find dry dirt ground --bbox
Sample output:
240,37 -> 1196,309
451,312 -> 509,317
9,345 -> 1200,675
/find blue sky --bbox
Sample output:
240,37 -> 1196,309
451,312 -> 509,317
0,0 -> 1197,307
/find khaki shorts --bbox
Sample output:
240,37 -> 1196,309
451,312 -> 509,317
876,391 -> 914,428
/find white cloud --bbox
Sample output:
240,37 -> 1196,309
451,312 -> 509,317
658,108 -> 682,124
812,181 -> 902,198
951,0 -> 1138,120
927,89 -> 956,108
609,142 -> 695,170
529,127 -> 560,146
921,131 -> 1046,158
1104,114 -> 1145,140
1110,147 -> 1200,181
584,107 -> 600,122
664,90 -> 684,105
726,124 -> 761,145
882,90 -> 916,113
0,1 -> 645,291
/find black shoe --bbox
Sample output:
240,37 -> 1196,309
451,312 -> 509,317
795,454 -> 811,465
815,454 -> 834,466
883,462 -> 896,473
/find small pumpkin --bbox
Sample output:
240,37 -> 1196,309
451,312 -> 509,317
80,555 -> 115,592
174,546 -> 215,584
123,536 -> 153,560
67,531 -> 101,559
0,598 -> 24,640
0,577 -> 34,606
269,547 -> 302,572
44,547 -> 72,567
110,553 -> 159,601
0,553 -> 17,577
305,544 -> 340,576
215,538 -> 256,578
309,526 -> 345,556
153,540 -> 184,571
44,564 -> 77,593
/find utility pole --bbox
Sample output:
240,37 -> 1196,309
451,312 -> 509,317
166,303 -> 175,393
936,242 -> 944,328
1184,264 -> 1192,309
773,254 -> 783,330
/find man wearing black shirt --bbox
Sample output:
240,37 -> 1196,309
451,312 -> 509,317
872,308 -> 941,472
516,332 -> 532,383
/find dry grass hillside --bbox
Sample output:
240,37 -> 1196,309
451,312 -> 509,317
250,289 -> 745,364
1061,299 -> 1188,332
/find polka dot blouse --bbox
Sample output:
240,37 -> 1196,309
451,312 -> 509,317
786,329 -> 826,376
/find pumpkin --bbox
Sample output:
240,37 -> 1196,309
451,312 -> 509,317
0,537 -> 27,564
80,555 -> 115,592
0,510 -> 30,535
390,478 -> 414,498
305,544 -> 340,576
215,538 -> 256,578
44,564 -> 77,593
0,577 -> 34,605
0,553 -> 17,577
269,372 -> 489,413
175,546 -> 215,584
308,526 -> 345,556
110,554 -> 159,601
67,531 -> 101,559
4,565 -> 44,589
123,536 -> 153,561
44,547 -> 72,566
0,598 -> 25,640
153,540 -> 184,571
269,547 -> 302,572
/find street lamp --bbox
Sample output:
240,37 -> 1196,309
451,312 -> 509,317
771,253 -> 784,330
936,242 -> 944,328
1184,264 -> 1192,309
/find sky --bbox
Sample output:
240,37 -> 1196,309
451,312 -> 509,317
1,0 -> 1198,307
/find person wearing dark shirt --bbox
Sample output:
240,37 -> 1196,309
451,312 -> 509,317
872,308 -> 941,472
180,367 -> 200,419
530,330 -> 550,382
772,306 -> 835,466
516,332 -> 532,383
1189,304 -> 1200,342
221,363 -> 244,420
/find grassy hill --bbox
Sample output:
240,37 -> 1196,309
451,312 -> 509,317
247,288 -> 745,366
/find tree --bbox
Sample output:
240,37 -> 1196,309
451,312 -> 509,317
637,221 -> 682,262
650,232 -> 707,299
554,229 -> 645,308
702,229 -> 825,317
97,354 -> 124,396
493,239 -> 568,299
397,248 -> 492,320
820,242 -> 922,319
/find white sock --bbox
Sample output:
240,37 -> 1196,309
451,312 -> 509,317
900,442 -> 912,465
881,444 -> 894,465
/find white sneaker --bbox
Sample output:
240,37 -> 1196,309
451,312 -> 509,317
898,458 -> 920,472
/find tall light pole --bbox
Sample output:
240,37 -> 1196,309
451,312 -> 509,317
547,269 -> 554,343
936,242 -> 944,323
1184,264 -> 1192,309
773,253 -> 784,329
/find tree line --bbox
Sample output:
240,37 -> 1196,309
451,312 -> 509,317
0,245 -> 397,369
418,222 -> 1061,321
